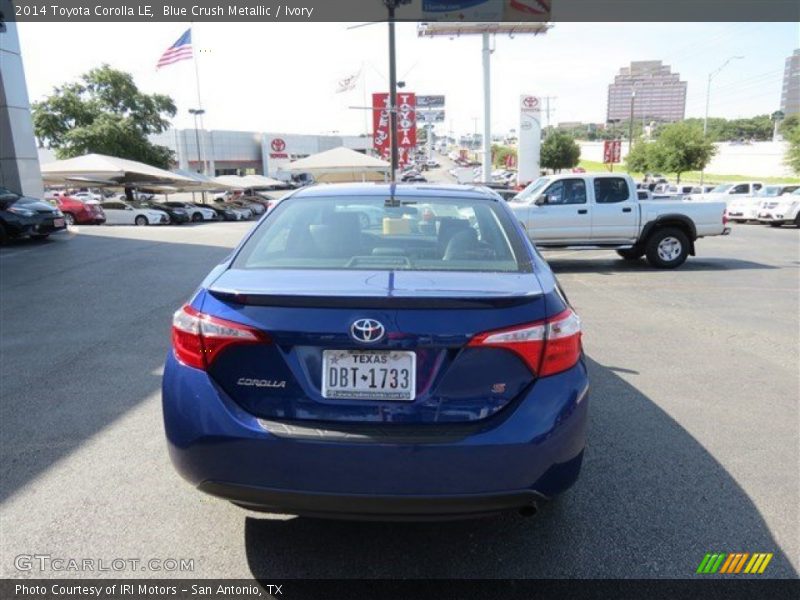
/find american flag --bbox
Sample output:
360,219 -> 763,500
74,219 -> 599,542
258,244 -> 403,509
156,29 -> 193,69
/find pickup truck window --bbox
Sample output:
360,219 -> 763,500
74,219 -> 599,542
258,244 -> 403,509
511,177 -> 550,203
731,184 -> 749,194
594,178 -> 630,204
543,179 -> 587,205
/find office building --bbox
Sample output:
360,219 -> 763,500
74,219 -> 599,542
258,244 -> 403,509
606,60 -> 687,123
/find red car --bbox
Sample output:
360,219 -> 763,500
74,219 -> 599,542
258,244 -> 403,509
55,194 -> 106,225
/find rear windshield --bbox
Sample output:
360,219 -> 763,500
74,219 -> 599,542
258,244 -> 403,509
233,195 -> 529,272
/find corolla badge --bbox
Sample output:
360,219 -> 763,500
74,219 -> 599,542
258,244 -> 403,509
350,319 -> 385,344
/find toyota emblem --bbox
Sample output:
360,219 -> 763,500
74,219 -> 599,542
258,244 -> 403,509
271,138 -> 286,152
350,319 -> 385,344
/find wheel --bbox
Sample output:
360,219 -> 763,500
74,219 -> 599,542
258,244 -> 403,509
191,212 -> 203,222
616,248 -> 644,261
645,227 -> 689,269
769,222 -> 783,228
0,222 -> 9,245
63,213 -> 76,226
134,215 -> 148,226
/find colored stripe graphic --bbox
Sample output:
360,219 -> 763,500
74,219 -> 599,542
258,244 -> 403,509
697,552 -> 773,574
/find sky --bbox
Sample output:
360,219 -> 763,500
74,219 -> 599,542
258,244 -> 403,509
16,21 -> 800,137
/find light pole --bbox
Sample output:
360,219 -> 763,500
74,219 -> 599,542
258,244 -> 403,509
628,90 -> 636,152
702,56 -> 743,184
188,108 -> 206,175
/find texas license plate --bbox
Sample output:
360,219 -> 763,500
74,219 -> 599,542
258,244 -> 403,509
322,350 -> 416,401
54,218 -> 65,228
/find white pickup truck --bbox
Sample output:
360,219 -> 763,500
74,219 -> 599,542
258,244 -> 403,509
508,173 -> 729,268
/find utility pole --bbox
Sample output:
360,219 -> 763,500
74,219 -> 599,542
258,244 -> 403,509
702,55 -> 744,184
383,0 -> 410,182
541,96 -> 557,136
628,91 -> 636,152
481,33 -> 492,183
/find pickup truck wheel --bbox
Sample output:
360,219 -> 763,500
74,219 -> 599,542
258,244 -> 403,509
616,249 -> 644,261
645,228 -> 689,269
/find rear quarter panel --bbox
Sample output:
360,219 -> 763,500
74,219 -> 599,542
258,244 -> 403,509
640,200 -> 726,237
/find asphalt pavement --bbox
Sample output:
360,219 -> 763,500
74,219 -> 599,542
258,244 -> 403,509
1,200 -> 798,578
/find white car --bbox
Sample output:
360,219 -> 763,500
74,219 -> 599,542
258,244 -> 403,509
99,200 -> 169,226
425,159 -> 440,168
162,201 -> 217,222
757,188 -> 800,228
727,184 -> 799,223
688,181 -> 764,204
72,191 -> 104,203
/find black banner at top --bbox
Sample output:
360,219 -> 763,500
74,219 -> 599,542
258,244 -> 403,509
2,0 -> 799,23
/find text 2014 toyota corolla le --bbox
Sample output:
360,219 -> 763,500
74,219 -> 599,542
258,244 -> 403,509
162,183 -> 588,519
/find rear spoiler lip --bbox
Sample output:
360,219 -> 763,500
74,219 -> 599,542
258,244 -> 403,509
208,288 -> 542,310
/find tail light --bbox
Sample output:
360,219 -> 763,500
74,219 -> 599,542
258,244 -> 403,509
468,309 -> 582,377
722,211 -> 728,226
171,304 -> 268,370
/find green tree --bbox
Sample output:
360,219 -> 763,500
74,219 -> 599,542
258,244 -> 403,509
540,132 -> 581,173
33,65 -> 176,168
785,123 -> 800,175
492,144 -> 517,168
649,122 -> 716,183
624,140 -> 653,173
779,114 -> 799,138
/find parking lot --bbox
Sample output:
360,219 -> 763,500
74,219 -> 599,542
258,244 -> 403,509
0,218 -> 797,578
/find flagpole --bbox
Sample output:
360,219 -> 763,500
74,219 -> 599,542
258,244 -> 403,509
361,62 -> 369,141
190,22 -> 210,177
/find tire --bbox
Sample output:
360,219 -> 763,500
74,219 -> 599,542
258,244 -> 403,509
645,227 -> 690,269
0,222 -> 9,245
63,213 -> 76,226
191,212 -> 203,223
134,215 -> 148,226
616,248 -> 644,261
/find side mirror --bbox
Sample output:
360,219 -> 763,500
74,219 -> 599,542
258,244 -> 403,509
534,195 -> 548,206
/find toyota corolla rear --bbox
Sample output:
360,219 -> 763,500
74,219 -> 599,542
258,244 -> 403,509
162,184 -> 589,519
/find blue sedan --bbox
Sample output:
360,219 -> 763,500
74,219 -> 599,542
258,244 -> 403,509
162,183 -> 589,519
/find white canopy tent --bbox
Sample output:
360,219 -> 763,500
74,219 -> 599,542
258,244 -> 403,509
285,147 -> 390,183
40,153 -> 198,188
212,175 -> 285,190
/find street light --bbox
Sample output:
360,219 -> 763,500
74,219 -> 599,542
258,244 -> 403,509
383,0 -> 412,182
628,90 -> 636,152
701,56 -> 743,184
188,108 -> 206,175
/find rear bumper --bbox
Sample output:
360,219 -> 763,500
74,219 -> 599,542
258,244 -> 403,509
199,481 -> 551,520
162,354 -> 589,517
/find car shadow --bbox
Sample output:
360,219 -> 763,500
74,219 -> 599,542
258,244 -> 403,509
543,256 -> 777,274
0,232 -> 232,503
243,356 -> 795,579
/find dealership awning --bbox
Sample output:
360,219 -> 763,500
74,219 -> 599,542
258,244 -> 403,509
40,153 -> 198,188
285,147 -> 390,182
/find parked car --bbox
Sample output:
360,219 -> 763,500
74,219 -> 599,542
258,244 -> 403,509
99,200 -> 169,226
198,203 -> 240,222
162,201 -> 217,222
403,174 -> 428,183
510,173 -> 729,268
138,202 -> 190,225
70,191 -> 104,203
757,188 -> 800,228
213,199 -> 252,220
0,187 -> 67,243
54,193 -> 106,225
425,159 -> 440,168
688,181 -> 764,204
163,183 -> 587,519
227,199 -> 266,216
727,185 -> 799,223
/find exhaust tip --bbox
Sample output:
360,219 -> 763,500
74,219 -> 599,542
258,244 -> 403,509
519,503 -> 538,517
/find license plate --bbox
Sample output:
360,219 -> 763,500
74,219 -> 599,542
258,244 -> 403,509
322,350 -> 416,401
54,218 -> 65,228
